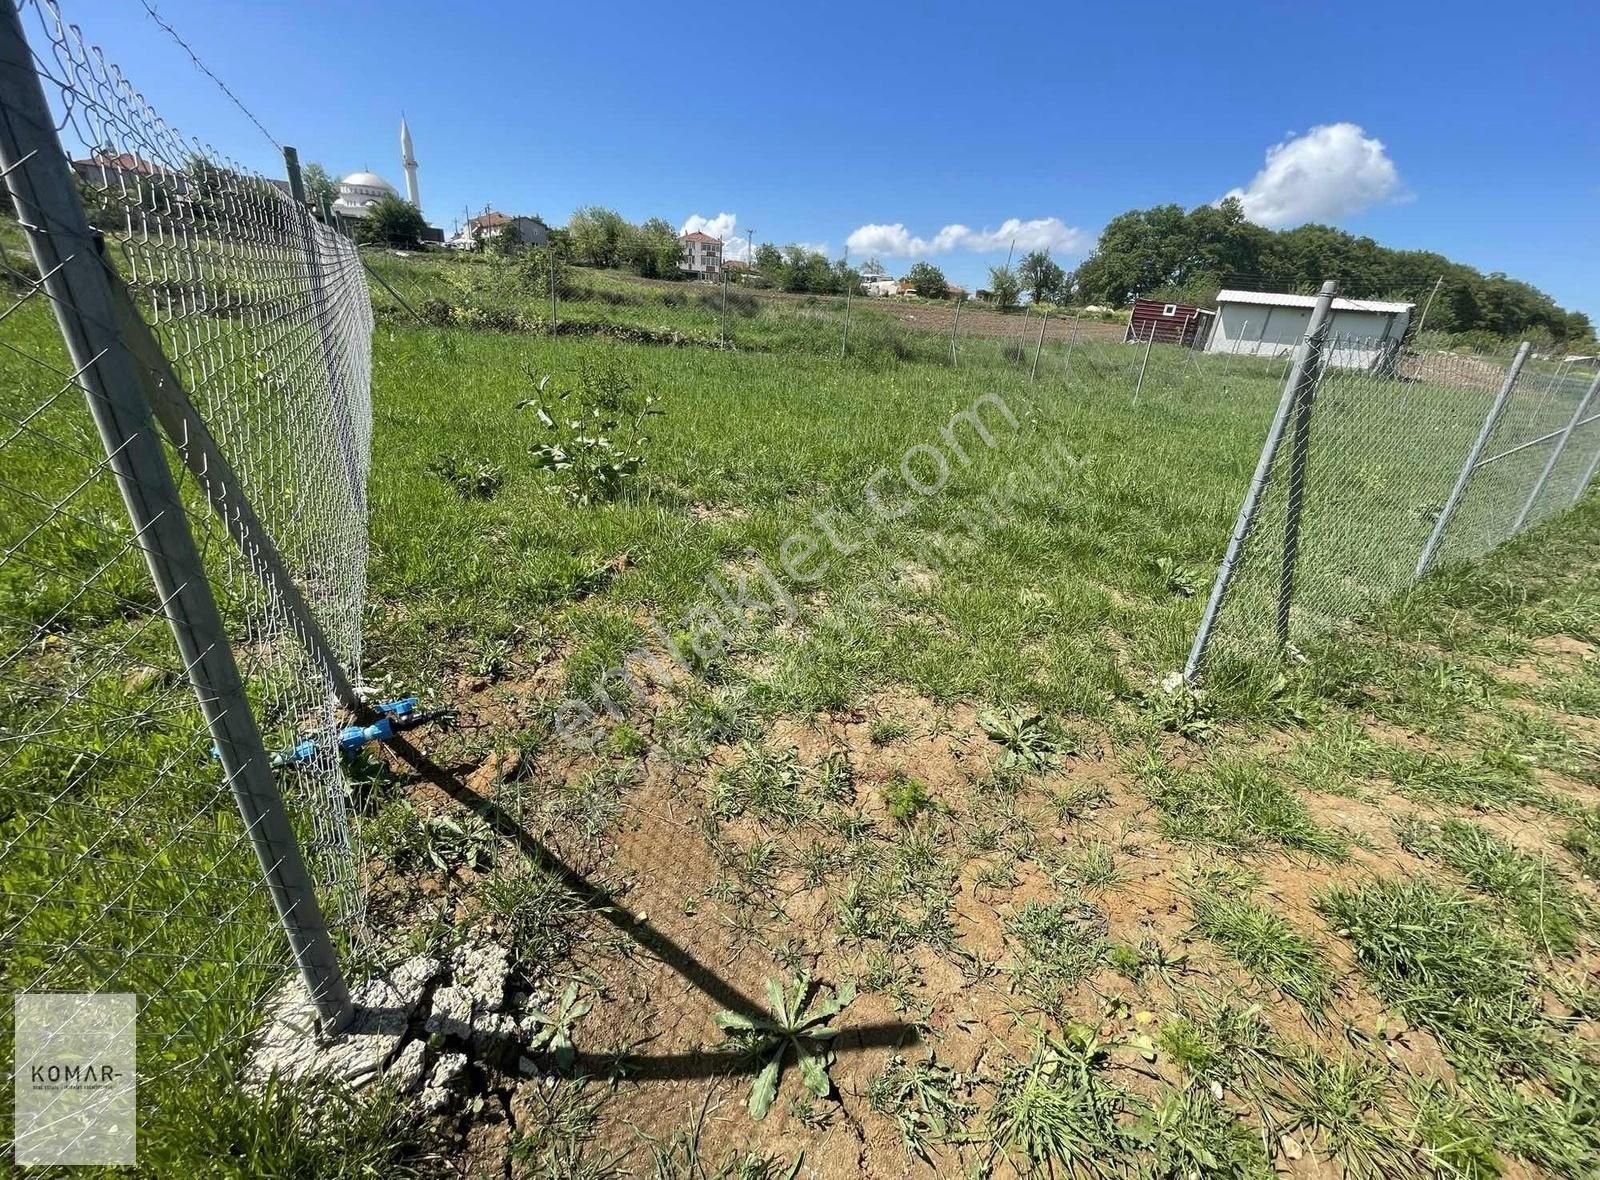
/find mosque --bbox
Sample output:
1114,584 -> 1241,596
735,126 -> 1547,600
330,117 -> 442,241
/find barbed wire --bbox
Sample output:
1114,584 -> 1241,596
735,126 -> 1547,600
136,0 -> 281,151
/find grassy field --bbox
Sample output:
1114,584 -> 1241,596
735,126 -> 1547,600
352,258 -> 1600,1177
5,247 -> 1600,1177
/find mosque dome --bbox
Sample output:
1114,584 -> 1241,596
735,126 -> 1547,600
331,171 -> 399,218
341,171 -> 396,194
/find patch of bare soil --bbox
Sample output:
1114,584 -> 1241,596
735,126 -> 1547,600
409,684 -> 1222,1176
1501,632 -> 1595,689
872,299 -> 1129,348
368,637 -> 1595,1178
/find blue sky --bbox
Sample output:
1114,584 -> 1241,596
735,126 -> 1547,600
73,0 -> 1599,315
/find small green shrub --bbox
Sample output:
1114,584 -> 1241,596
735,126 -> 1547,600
607,723 -> 647,757
427,453 -> 504,500
869,717 -> 910,745
978,708 -> 1064,771
881,773 -> 931,824
519,360 -> 659,504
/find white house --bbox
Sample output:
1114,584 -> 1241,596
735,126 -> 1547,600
454,211 -> 550,250
680,231 -> 723,280
1207,289 -> 1414,369
862,276 -> 899,297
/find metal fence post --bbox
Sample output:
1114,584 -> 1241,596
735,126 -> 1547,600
1513,368 -> 1600,532
1062,313 -> 1079,381
1415,342 -> 1531,577
949,295 -> 962,367
1030,307 -> 1049,381
720,264 -> 729,347
840,260 -> 853,361
549,244 -> 558,334
1186,280 -> 1338,679
1132,320 -> 1157,404
1275,301 -> 1338,647
0,6 -> 353,1028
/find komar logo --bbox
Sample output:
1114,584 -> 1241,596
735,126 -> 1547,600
27,1061 -> 126,1089
14,993 -> 138,1166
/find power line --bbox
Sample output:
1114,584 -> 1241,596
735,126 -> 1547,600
138,1 -> 280,151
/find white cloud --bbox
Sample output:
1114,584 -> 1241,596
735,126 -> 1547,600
1223,123 -> 1401,228
680,211 -> 748,259
845,216 -> 1085,258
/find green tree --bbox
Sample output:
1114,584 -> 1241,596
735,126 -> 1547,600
1018,250 -> 1066,304
1069,195 -> 1589,342
353,195 -> 426,247
490,220 -> 523,256
988,264 -> 1021,310
568,205 -> 628,267
905,261 -> 948,298
860,257 -> 887,279
302,162 -> 338,213
754,242 -> 785,282
624,218 -> 683,279
770,245 -> 837,293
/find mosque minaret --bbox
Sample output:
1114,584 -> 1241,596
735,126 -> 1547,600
400,116 -> 419,209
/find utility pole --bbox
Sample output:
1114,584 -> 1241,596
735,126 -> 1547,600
746,227 -> 755,272
1413,275 -> 1443,341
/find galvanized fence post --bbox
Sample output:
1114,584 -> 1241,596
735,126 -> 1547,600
1185,280 -> 1338,679
1061,313 -> 1079,381
839,258 -> 853,361
548,244 -> 558,335
1415,342 -> 1531,578
1132,319 -> 1157,404
1030,307 -> 1049,381
0,4 -> 353,1027
949,294 -> 962,367
1275,310 -> 1338,647
720,263 -> 729,347
1513,368 -> 1600,532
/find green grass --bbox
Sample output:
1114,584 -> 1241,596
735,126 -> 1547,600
1561,805 -> 1600,877
1396,815 -> 1584,953
1145,756 -> 1350,859
984,1031 -> 1126,1177
1316,878 -> 1547,1067
1003,898 -> 1108,1019
11,235 -> 1600,1174
1188,871 -> 1337,1012
867,1053 -> 976,1163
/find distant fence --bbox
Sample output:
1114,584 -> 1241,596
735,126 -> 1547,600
1186,280 -> 1600,676
0,0 -> 371,1132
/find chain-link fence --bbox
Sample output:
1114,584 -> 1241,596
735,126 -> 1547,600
1186,280 -> 1600,676
1,0 -> 370,1150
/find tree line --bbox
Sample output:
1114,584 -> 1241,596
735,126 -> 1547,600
1070,197 -> 1592,345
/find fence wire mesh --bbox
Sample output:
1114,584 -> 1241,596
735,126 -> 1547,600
1190,333 -> 1600,670
1,0 -> 370,1125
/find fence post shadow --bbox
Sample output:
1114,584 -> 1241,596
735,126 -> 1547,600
380,733 -> 922,1079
